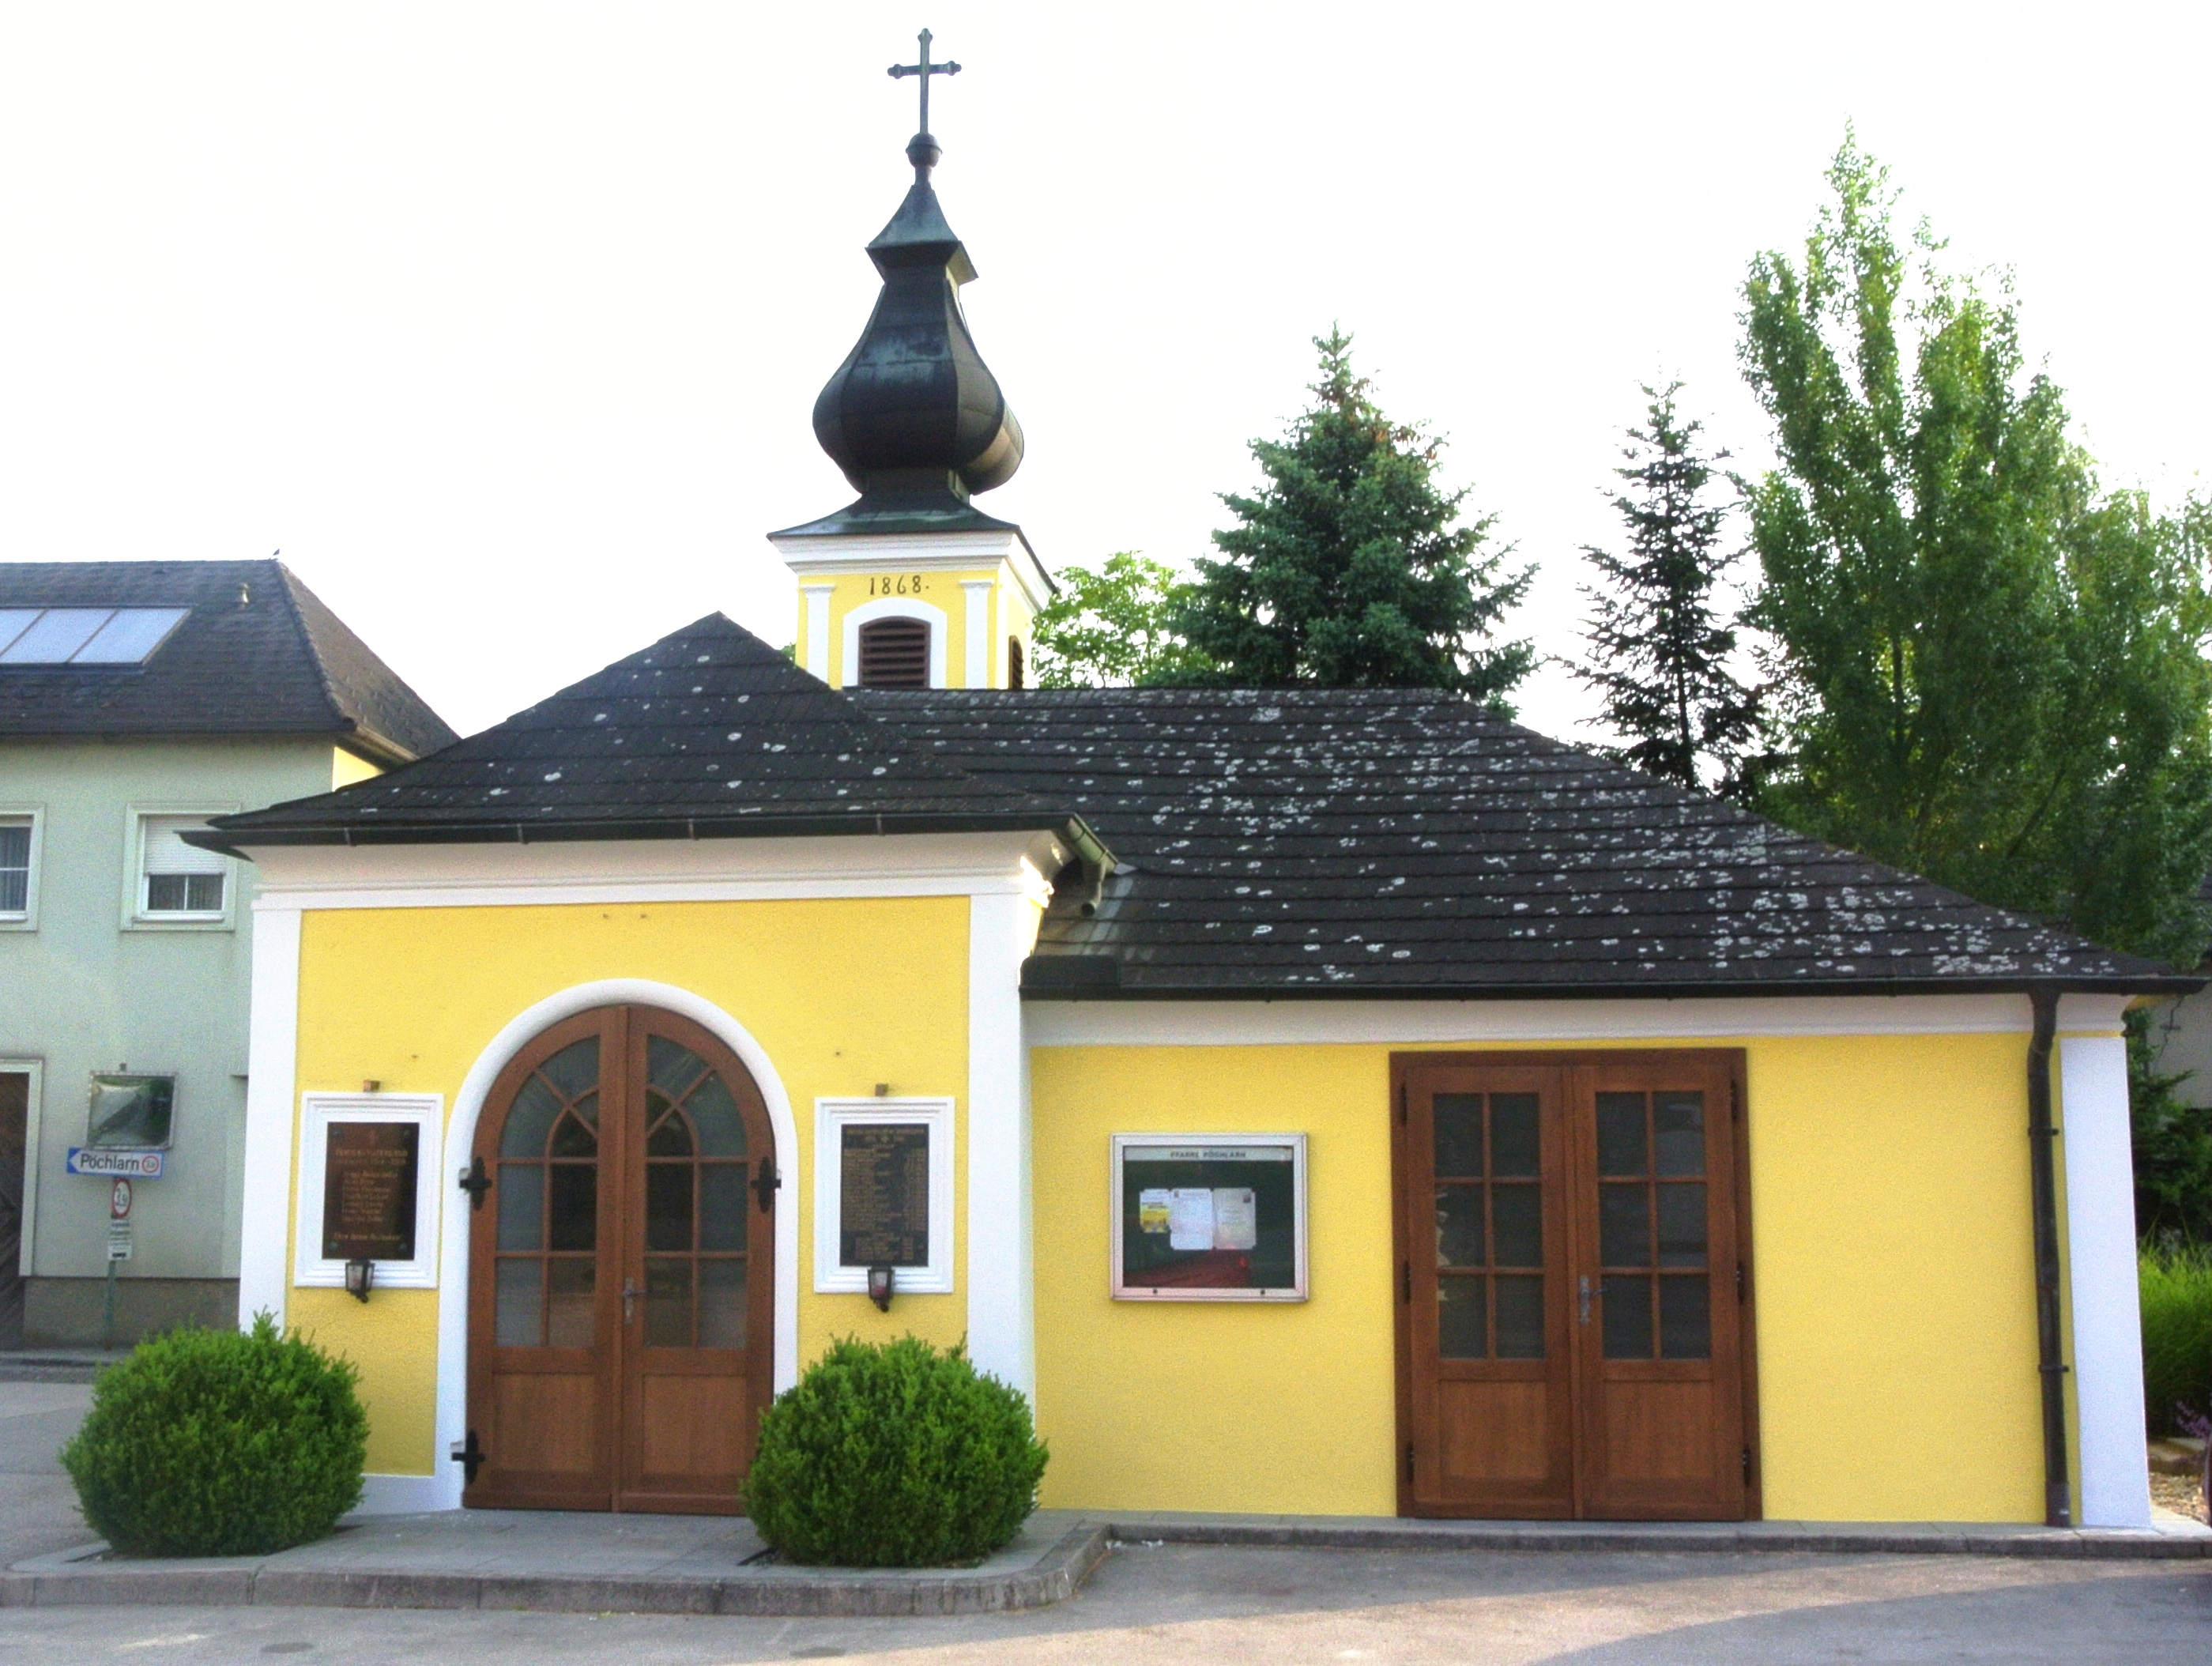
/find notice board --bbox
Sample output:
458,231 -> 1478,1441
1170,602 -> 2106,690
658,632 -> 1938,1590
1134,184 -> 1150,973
1111,1133 -> 1307,1301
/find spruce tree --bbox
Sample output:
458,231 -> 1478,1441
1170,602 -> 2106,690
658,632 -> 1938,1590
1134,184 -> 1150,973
1170,330 -> 1532,703
1571,384 -> 1759,793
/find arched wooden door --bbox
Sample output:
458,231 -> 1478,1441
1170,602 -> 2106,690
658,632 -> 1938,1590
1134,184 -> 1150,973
465,1004 -> 776,1513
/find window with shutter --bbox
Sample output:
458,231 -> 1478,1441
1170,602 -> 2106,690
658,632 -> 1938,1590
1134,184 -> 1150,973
139,816 -> 227,917
857,618 -> 931,689
1007,637 -> 1026,691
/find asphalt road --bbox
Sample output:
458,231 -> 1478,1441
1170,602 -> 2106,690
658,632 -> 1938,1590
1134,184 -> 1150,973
0,1381 -> 2206,1664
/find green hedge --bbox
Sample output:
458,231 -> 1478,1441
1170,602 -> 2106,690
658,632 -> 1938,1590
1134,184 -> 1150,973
60,1314 -> 367,1557
744,1336 -> 1046,1566
2142,1241 -> 2212,1438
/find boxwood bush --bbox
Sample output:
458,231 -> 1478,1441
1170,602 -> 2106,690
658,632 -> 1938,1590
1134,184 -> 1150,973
61,1314 -> 367,1557
744,1336 -> 1046,1566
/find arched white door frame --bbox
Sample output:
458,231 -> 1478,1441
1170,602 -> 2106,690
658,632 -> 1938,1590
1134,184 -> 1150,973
430,978 -> 800,1510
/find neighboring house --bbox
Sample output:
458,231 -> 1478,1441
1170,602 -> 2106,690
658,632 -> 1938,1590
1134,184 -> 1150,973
0,559 -> 456,1345
201,129 -> 2184,1534
2144,870 -> 2212,1103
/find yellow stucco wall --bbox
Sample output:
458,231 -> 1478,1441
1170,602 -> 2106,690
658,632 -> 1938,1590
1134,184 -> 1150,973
801,567 -> 1033,689
330,748 -> 383,791
289,897 -> 971,1476
1029,1032 -> 2044,1523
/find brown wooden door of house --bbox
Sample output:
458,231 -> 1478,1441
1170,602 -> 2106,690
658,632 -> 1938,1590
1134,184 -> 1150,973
1393,1051 -> 1754,1521
0,1072 -> 24,1349
465,1005 -> 775,1513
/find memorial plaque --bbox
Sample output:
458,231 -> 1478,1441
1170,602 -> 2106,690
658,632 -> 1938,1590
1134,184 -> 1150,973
322,1121 -> 420,1261
839,1124 -> 929,1267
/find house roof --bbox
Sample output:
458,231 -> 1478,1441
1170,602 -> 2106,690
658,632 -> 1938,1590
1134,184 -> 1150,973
204,614 -> 1080,846
0,560 -> 458,765
204,612 -> 2193,999
854,685 -> 2195,1001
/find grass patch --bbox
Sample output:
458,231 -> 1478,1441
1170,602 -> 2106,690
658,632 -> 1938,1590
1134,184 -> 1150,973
2142,1241 -> 2212,1438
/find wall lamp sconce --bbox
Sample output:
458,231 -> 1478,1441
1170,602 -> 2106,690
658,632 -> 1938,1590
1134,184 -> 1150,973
345,1257 -> 375,1303
867,1264 -> 895,1312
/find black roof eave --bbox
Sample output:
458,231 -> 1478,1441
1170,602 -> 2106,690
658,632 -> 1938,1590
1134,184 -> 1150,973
1018,965 -> 2203,1002
187,809 -> 1104,861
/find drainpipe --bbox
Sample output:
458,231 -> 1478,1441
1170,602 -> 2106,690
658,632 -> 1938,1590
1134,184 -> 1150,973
2026,986 -> 2071,1528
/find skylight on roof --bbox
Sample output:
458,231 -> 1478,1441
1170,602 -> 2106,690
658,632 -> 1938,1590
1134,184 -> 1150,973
0,607 -> 188,665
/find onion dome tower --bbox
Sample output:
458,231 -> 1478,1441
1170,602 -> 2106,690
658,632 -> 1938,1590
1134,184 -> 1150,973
771,31 -> 1051,692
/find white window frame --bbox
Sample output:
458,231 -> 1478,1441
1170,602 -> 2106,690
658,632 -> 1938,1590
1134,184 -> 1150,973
0,806 -> 42,931
294,1093 -> 444,1290
121,805 -> 240,931
812,1096 -> 955,1295
842,595 -> 949,690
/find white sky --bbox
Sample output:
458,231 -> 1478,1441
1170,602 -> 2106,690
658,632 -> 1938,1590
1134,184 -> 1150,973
0,3 -> 2204,741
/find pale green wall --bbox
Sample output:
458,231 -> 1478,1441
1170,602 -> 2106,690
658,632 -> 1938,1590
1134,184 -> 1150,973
0,735 -> 351,1332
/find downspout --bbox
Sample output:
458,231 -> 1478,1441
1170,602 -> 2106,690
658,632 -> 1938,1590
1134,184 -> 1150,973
2026,986 -> 2071,1528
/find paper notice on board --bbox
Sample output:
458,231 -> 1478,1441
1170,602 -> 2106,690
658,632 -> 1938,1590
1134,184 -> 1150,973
1211,1187 -> 1257,1250
1167,1188 -> 1215,1251
1138,1189 -> 1171,1234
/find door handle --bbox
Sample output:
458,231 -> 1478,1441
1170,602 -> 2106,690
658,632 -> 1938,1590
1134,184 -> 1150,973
1578,1275 -> 1592,1325
622,1278 -> 642,1325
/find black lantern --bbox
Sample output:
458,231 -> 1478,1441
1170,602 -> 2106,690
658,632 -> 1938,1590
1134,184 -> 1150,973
345,1257 -> 375,1302
867,1264 -> 895,1312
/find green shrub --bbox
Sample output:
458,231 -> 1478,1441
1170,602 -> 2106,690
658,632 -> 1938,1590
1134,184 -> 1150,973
2142,1240 -> 2212,1438
744,1336 -> 1046,1566
61,1314 -> 367,1557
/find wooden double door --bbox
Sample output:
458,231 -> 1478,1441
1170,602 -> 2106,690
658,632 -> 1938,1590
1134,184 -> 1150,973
1392,1051 -> 1757,1520
465,1005 -> 776,1513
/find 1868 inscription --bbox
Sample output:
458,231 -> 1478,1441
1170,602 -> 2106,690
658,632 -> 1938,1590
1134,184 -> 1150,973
322,1122 -> 420,1261
839,1124 -> 929,1267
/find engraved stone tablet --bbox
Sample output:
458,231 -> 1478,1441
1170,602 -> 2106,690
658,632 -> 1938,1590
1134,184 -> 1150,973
322,1121 -> 420,1261
839,1124 -> 929,1267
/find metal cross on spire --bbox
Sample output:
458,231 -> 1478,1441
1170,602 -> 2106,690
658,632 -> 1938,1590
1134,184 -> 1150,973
887,28 -> 960,138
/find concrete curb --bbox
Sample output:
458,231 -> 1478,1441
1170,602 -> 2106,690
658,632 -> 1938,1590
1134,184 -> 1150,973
0,1521 -> 1110,1617
1106,1514 -> 2212,1560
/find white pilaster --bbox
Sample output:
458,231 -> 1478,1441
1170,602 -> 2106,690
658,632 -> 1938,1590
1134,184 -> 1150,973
2059,1030 -> 2152,1528
961,579 -> 994,688
965,891 -> 1036,1397
802,584 -> 834,682
237,904 -> 302,1330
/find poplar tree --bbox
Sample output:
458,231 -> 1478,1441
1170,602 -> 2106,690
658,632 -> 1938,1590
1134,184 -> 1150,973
1739,132 -> 2212,965
1572,384 -> 1759,793
1171,330 -> 1533,704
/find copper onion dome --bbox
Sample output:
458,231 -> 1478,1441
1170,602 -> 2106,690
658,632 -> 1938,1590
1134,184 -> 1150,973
809,127 -> 1024,516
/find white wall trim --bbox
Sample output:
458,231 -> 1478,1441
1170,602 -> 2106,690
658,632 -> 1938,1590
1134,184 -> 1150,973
2059,1033 -> 2152,1528
240,830 -> 1069,914
967,892 -> 1038,1397
431,978 -> 801,1510
773,528 -> 1053,614
960,579 -> 993,688
801,583 -> 834,680
1024,993 -> 2044,1049
349,1472 -> 451,1517
2056,993 -> 2131,1035
293,1094 -> 444,1290
0,1058 -> 45,1275
841,594 -> 949,691
236,907 -> 302,1329
812,1097 -> 955,1295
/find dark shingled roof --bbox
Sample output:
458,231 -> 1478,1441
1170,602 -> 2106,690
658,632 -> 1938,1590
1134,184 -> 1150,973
207,615 -> 1076,845
205,613 -> 2189,998
0,560 -> 458,764
854,685 -> 2193,1000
